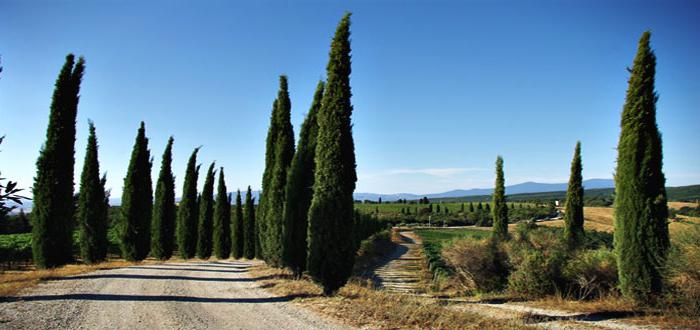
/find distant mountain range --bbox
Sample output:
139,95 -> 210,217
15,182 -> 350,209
352,178 -> 615,202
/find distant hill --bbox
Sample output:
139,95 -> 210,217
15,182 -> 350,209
353,179 -> 615,202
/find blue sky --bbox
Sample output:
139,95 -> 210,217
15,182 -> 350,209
1,0 -> 698,196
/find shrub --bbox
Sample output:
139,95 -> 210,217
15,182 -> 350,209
563,248 -> 618,299
665,224 -> 700,316
442,238 -> 509,293
507,223 -> 568,298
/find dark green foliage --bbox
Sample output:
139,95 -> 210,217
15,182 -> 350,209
257,97 -> 278,261
614,31 -> 669,303
564,142 -> 584,249
243,186 -> 256,259
492,156 -> 508,240
307,13 -> 357,295
213,168 -> 231,259
32,54 -> 84,268
177,148 -> 200,259
196,163 -> 216,259
119,122 -> 153,261
231,190 -> 244,259
77,122 -> 108,264
283,80 -> 324,277
260,75 -> 295,266
151,137 -> 176,260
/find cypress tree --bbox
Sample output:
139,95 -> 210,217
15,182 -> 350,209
614,31 -> 669,303
151,137 -> 176,260
485,203 -> 491,212
243,187 -> 256,259
32,54 -> 84,268
307,13 -> 358,295
257,98 -> 278,261
283,80 -> 324,278
119,122 -> 153,261
213,168 -> 231,259
177,148 -> 200,259
492,156 -> 508,240
564,141 -> 584,249
231,190 -> 244,259
196,163 -> 216,259
77,121 -> 107,264
261,75 -> 295,267
469,202 -> 474,212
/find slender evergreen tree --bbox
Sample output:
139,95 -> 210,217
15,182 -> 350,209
492,156 -> 508,240
77,121 -> 108,264
257,98 -> 278,261
614,31 -> 669,303
32,54 -> 84,268
243,186 -> 256,259
564,141 -> 584,249
151,137 -> 176,260
307,13 -> 358,295
262,75 -> 295,267
231,190 -> 244,259
177,148 -> 200,259
213,168 -> 231,259
283,80 -> 324,277
119,122 -> 153,261
196,163 -> 216,259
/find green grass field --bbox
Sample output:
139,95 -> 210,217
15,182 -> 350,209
414,228 -> 491,245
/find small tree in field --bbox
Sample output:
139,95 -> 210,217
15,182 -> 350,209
492,156 -> 508,240
564,141 -> 584,250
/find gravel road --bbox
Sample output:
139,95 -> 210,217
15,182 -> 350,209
0,260 -> 351,329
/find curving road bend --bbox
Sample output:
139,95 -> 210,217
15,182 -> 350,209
0,260 -> 351,329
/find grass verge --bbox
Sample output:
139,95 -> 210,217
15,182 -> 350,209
248,264 -> 528,329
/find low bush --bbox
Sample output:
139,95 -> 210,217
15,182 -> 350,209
0,233 -> 32,267
665,224 -> 700,316
506,223 -> 568,298
562,248 -> 618,299
442,237 -> 509,293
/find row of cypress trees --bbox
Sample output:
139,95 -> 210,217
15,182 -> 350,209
487,32 -> 669,305
31,55 -> 257,267
256,13 -> 358,295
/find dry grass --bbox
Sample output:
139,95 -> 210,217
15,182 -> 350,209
528,295 -> 700,329
248,264 -> 527,329
0,259 -> 147,296
668,201 -> 699,210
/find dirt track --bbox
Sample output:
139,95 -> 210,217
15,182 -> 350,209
0,260 -> 350,329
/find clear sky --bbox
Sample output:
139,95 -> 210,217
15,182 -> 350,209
1,0 -> 698,197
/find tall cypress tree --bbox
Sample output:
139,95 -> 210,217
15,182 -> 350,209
231,190 -> 244,259
564,141 -> 584,249
257,98 -> 279,261
307,13 -> 358,295
283,80 -> 324,277
262,75 -> 295,267
213,168 -> 231,259
177,148 -> 200,259
492,156 -> 508,240
243,186 -> 256,259
32,54 -> 84,268
614,31 -> 669,303
196,163 -> 216,259
77,121 -> 107,264
151,137 -> 176,260
119,122 -> 153,261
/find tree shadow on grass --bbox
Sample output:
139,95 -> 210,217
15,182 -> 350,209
522,310 -> 643,324
165,262 -> 250,269
2,293 -> 320,304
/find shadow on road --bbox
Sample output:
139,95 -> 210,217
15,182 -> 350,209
126,266 -> 245,273
2,293 -> 320,304
522,310 -> 643,324
44,274 -> 258,282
